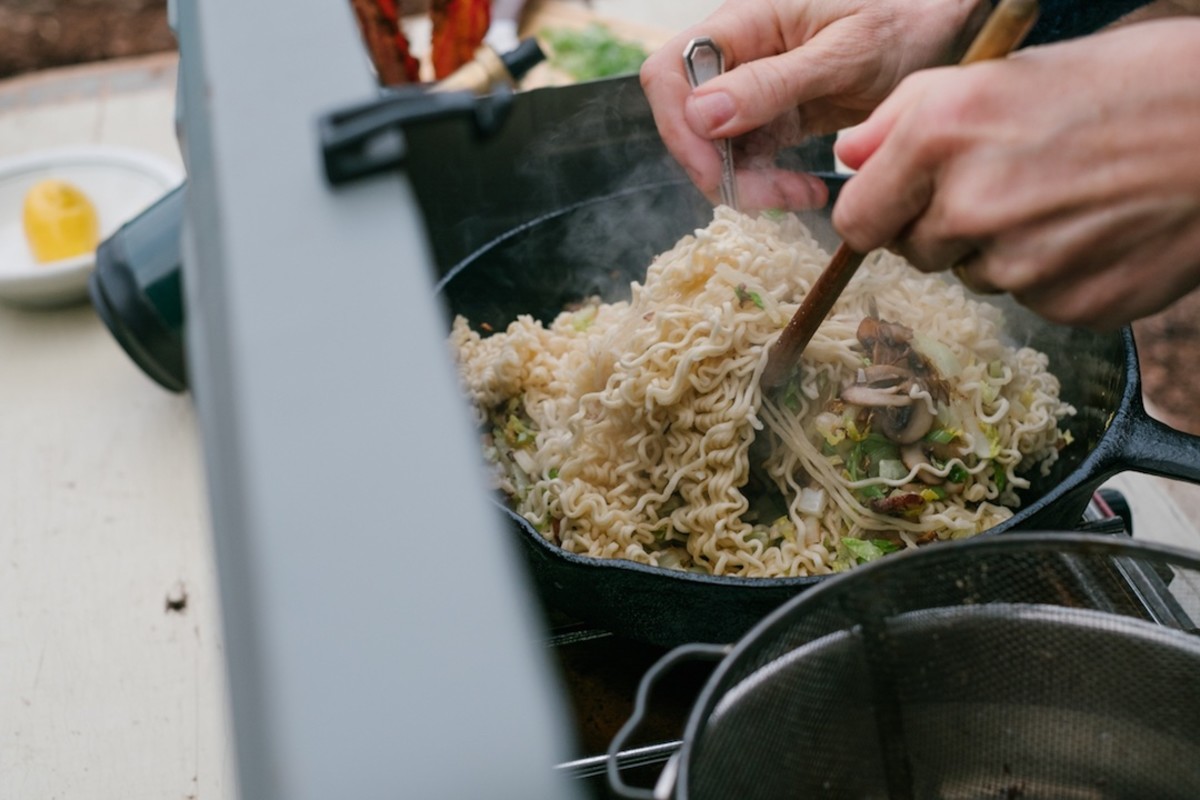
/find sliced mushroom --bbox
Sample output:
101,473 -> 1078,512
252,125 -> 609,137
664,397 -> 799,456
901,443 -> 943,486
857,317 -> 913,349
844,316 -> 940,442
841,364 -> 916,408
880,400 -> 934,444
858,316 -> 915,367
841,384 -> 912,408
861,364 -> 912,385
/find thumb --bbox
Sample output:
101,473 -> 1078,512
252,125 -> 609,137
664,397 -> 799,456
834,91 -> 908,171
684,37 -> 862,140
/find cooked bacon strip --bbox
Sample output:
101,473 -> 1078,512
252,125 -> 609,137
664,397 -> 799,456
869,492 -> 925,516
350,0 -> 421,84
431,0 -> 491,78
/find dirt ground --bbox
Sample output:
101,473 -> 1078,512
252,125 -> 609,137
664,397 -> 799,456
6,0 -> 1200,435
0,0 -> 175,78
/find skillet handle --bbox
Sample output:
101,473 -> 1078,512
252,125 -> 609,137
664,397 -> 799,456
1112,396 -> 1200,483
606,642 -> 731,800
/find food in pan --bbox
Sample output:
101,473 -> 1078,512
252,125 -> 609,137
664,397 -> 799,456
450,208 -> 1075,577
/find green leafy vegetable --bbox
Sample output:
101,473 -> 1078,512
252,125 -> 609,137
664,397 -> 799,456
850,433 -> 900,479
842,537 -> 895,564
734,284 -> 765,309
571,305 -> 597,332
983,423 -> 1002,458
815,411 -> 846,447
912,332 -> 962,378
502,413 -> 535,448
856,483 -> 887,501
779,369 -> 804,413
924,427 -> 959,445
920,486 -> 947,502
541,24 -> 649,81
993,462 -> 1008,493
770,517 -> 798,543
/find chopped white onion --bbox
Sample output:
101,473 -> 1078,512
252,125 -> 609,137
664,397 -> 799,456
878,459 -> 909,482
511,448 -> 536,475
797,487 -> 827,516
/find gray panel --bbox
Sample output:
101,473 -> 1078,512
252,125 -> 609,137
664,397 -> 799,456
174,1 -> 579,797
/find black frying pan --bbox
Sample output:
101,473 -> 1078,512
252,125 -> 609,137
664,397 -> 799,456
405,75 -> 1200,646
435,178 -> 1200,647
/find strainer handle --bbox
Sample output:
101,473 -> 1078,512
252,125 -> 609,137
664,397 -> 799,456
606,642 -> 732,800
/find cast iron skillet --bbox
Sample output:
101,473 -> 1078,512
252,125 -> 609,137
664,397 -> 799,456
435,179 -> 1200,648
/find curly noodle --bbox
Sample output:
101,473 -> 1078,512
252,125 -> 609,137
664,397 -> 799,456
450,209 -> 1074,577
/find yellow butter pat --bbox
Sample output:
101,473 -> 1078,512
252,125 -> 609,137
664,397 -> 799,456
23,179 -> 100,264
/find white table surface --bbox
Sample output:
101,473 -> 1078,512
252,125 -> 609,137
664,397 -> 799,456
0,53 -> 238,800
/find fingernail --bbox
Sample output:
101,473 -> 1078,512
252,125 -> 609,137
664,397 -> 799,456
686,91 -> 735,136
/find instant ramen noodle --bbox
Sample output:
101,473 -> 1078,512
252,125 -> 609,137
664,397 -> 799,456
451,208 -> 1075,577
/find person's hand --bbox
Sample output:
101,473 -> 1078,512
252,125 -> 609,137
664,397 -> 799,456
833,19 -> 1200,329
640,0 -> 990,210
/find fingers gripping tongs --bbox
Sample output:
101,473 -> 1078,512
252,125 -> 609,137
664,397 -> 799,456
684,37 -> 739,211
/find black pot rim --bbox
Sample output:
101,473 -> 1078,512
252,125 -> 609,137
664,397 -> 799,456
671,531 -> 1200,796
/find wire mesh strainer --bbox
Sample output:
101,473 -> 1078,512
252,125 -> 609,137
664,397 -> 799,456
607,533 -> 1200,799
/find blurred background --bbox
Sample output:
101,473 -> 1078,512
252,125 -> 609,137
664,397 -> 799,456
0,0 -> 174,79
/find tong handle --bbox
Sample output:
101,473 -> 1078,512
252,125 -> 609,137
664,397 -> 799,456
683,36 -> 724,86
683,37 -> 739,210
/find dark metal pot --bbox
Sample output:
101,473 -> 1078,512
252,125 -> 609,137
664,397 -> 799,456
415,76 -> 1200,646
606,534 -> 1200,799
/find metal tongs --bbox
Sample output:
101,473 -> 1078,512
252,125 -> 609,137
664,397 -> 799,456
759,0 -> 1041,388
684,37 -> 739,210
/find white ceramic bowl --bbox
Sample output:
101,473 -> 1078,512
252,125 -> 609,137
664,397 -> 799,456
0,145 -> 184,308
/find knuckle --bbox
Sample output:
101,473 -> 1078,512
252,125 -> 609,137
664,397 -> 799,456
892,71 -> 982,166
1015,285 -> 1097,328
990,253 -> 1043,295
639,54 -> 666,92
743,61 -> 793,121
928,189 -> 985,241
831,199 -> 875,253
893,240 -> 935,273
638,61 -> 653,91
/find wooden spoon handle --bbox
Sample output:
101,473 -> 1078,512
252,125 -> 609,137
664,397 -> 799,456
760,243 -> 865,388
962,0 -> 1040,64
